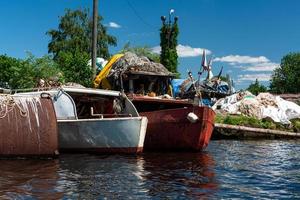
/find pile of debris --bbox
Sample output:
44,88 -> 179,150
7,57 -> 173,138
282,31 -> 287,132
94,52 -> 175,96
279,93 -> 300,105
172,50 -> 235,103
213,91 -> 300,124
107,52 -> 173,78
172,77 -> 234,100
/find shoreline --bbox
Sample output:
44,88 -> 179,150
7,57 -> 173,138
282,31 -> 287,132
213,123 -> 300,139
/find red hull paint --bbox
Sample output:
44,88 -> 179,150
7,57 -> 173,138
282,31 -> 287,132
60,147 -> 144,154
141,106 -> 215,151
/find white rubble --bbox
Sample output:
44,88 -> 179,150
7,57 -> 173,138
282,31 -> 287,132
213,91 -> 300,124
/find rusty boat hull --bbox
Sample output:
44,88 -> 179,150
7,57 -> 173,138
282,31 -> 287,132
141,106 -> 215,151
0,95 -> 58,157
131,96 -> 215,151
130,95 -> 215,151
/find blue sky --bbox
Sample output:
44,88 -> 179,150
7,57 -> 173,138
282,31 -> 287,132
1,0 -> 300,89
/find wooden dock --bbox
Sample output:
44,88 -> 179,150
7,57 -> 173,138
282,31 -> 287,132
213,123 -> 300,139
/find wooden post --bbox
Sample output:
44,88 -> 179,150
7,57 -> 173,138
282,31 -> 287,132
92,0 -> 98,79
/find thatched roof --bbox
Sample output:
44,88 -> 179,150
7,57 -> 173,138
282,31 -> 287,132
107,52 -> 174,78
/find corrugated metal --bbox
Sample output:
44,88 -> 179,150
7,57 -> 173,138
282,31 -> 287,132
0,94 -> 58,157
142,106 -> 215,151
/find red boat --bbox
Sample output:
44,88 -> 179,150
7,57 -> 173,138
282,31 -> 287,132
94,52 -> 215,151
130,95 -> 215,151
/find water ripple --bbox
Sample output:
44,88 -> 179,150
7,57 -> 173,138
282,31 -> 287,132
0,140 -> 300,199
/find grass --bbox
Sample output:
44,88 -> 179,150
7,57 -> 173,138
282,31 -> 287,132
215,114 -> 300,133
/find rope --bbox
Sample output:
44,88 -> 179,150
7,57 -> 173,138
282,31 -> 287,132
0,94 -> 28,118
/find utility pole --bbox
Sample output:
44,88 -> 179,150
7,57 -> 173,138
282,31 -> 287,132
92,0 -> 98,79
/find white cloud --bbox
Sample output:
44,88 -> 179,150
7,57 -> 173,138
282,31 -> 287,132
214,55 -> 270,64
176,45 -> 211,57
237,73 -> 272,82
107,22 -> 121,28
244,62 -> 279,72
214,54 -> 279,72
151,44 -> 211,58
151,46 -> 161,54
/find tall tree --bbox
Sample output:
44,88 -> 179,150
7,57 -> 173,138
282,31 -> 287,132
270,53 -> 300,94
47,9 -> 117,60
247,79 -> 267,95
47,9 -> 116,85
160,15 -> 179,76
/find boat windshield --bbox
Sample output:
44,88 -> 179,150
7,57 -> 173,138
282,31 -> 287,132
67,92 -> 130,119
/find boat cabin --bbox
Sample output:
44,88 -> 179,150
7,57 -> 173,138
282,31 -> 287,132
14,87 -> 140,120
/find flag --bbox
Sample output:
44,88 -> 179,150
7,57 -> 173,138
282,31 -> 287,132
217,66 -> 224,79
208,57 -> 213,70
201,50 -> 208,70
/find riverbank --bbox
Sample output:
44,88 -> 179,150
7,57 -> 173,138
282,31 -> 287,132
213,114 -> 300,139
215,114 -> 300,132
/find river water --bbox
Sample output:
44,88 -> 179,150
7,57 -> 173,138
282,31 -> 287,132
1,140 -> 300,199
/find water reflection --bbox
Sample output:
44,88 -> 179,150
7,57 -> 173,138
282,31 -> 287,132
2,140 -> 299,199
0,152 -> 217,199
0,159 -> 62,199
141,152 -> 218,199
56,152 -> 217,199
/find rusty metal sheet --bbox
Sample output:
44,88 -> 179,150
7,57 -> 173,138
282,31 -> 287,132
141,106 -> 215,151
0,94 -> 58,157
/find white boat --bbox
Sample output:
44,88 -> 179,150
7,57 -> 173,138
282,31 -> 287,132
15,87 -> 148,154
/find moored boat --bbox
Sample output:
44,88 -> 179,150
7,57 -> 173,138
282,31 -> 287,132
94,52 -> 215,151
130,95 -> 215,151
16,87 -> 148,154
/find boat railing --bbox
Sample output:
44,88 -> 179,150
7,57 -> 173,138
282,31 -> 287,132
8,86 -> 58,94
90,107 -> 132,118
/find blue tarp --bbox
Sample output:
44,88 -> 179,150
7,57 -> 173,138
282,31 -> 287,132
171,79 -> 186,97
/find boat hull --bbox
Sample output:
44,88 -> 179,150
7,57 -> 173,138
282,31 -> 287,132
141,106 -> 215,151
58,117 -> 147,154
0,96 -> 58,157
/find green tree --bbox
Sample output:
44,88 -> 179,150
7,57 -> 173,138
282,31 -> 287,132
270,52 -> 300,94
0,55 -> 21,88
56,50 -> 92,87
32,55 -> 64,84
47,9 -> 117,85
0,54 -> 36,89
160,17 -> 179,76
120,43 -> 160,63
247,79 -> 267,95
0,54 -> 63,89
47,9 -> 117,60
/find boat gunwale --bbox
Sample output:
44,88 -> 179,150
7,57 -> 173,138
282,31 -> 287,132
60,87 -> 121,97
57,116 -> 145,123
139,105 -> 216,115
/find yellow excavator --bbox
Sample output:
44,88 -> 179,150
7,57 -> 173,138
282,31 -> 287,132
93,54 -> 124,89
